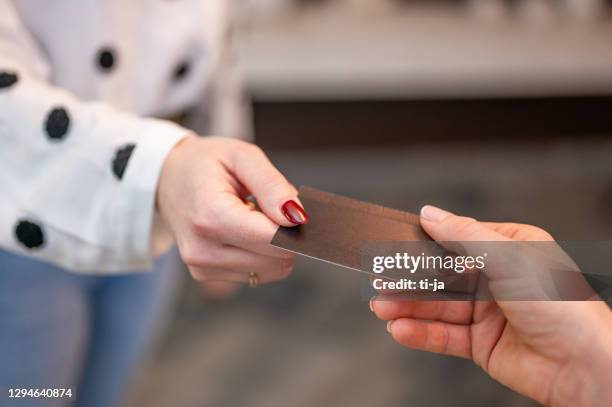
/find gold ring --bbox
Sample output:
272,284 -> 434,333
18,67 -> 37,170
248,272 -> 259,288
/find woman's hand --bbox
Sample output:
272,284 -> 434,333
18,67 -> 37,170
371,206 -> 612,406
156,135 -> 308,285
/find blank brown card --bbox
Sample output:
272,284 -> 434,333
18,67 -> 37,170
271,186 -> 429,274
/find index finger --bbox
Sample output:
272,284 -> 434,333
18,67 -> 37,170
371,297 -> 473,325
225,144 -> 305,227
216,194 -> 292,259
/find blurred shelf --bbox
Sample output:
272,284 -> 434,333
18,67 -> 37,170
253,96 -> 612,148
239,3 -> 612,101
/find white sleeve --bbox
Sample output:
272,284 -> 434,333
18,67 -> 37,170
0,1 -> 189,273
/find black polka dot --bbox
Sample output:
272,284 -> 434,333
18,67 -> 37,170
45,107 -> 71,141
15,219 -> 45,249
112,143 -> 136,180
174,61 -> 191,81
97,47 -> 117,72
0,71 -> 18,89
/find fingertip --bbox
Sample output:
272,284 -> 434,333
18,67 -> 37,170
420,205 -> 453,223
388,319 -> 420,347
372,299 -> 411,321
281,199 -> 309,226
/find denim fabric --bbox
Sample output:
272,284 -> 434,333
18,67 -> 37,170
0,249 -> 181,407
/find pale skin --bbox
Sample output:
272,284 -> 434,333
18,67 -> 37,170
372,206 -> 612,406
156,135 -> 305,285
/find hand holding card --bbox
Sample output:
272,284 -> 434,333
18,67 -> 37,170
271,186 -> 430,274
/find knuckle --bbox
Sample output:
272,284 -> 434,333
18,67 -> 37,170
198,253 -> 216,268
452,217 -> 482,238
190,211 -> 221,238
275,250 -> 294,261
204,200 -> 225,223
246,142 -> 264,156
433,327 -> 451,354
375,301 -> 403,320
373,304 -> 391,320
216,137 -> 241,152
253,168 -> 289,197
261,174 -> 285,191
504,223 -> 554,241
525,224 -> 554,240
181,245 -> 213,268
266,259 -> 294,281
180,244 -> 201,267
235,142 -> 262,161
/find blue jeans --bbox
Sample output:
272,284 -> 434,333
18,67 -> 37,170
0,249 -> 180,407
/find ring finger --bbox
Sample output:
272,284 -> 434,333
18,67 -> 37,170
189,266 -> 290,285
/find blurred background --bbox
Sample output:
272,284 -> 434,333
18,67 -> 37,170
126,1 -> 612,406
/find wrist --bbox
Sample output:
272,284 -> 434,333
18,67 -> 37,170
549,310 -> 612,407
155,133 -> 196,215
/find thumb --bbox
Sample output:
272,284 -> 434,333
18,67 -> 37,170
419,206 -> 564,300
230,144 -> 308,227
419,205 -> 512,282
420,205 -> 509,243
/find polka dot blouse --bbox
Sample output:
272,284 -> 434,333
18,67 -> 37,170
0,0 -> 247,273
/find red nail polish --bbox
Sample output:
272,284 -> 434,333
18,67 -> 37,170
282,200 -> 308,225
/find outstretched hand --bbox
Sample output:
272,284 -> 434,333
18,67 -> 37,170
371,206 -> 612,406
157,136 -> 308,285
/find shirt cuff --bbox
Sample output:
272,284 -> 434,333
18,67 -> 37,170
119,119 -> 191,268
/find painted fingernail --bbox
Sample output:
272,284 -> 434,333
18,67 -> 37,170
282,200 -> 309,225
369,296 -> 376,312
386,320 -> 394,334
420,205 -> 452,222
